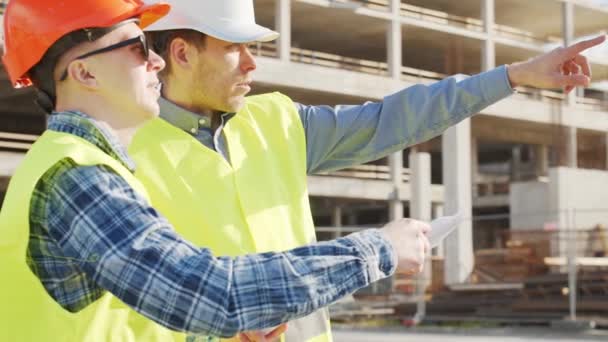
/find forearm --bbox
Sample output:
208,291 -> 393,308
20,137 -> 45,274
301,65 -> 514,173
82,225 -> 393,337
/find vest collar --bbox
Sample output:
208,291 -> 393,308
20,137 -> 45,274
47,111 -> 136,172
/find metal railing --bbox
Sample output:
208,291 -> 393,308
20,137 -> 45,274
315,164 -> 411,182
323,0 -> 558,45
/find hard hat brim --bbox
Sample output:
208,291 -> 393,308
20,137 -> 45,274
206,23 -> 280,43
132,3 -> 172,30
146,17 -> 279,43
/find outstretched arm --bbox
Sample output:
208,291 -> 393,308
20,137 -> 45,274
300,35 -> 605,174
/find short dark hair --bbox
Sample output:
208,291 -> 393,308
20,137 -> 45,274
146,29 -> 206,80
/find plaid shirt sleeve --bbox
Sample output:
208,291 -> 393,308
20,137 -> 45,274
41,162 -> 396,337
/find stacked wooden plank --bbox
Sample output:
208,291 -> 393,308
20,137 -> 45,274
513,272 -> 608,316
473,240 -> 549,283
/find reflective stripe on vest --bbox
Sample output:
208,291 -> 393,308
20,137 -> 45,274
130,92 -> 332,342
0,131 -> 183,341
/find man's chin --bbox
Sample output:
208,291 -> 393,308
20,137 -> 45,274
142,104 -> 160,119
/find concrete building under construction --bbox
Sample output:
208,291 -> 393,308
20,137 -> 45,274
2,0 -> 608,291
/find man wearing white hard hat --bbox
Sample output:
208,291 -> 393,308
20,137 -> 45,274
131,1 -> 605,341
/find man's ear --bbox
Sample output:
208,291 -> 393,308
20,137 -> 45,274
66,60 -> 98,89
169,37 -> 193,70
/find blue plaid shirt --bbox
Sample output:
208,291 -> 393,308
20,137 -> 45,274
26,111 -> 396,338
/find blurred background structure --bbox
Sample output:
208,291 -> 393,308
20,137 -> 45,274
1,0 -> 607,329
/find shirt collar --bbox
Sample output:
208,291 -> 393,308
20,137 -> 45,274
159,97 -> 212,135
158,97 -> 237,135
47,111 -> 136,172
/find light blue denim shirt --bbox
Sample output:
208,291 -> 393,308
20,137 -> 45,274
159,65 -> 514,172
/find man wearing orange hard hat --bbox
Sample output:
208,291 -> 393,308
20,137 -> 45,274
0,1 -> 436,340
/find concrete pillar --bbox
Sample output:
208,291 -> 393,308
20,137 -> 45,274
332,205 -> 343,239
442,119 -> 474,284
346,212 -> 357,226
387,0 -> 402,79
567,126 -> 578,168
481,0 -> 496,71
471,137 -> 479,197
387,0 -> 403,221
562,2 -> 576,106
535,144 -> 549,177
276,0 -> 291,62
389,151 -> 404,220
409,148 -> 432,323
478,0 -> 494,204
410,149 -> 432,221
576,87 -> 585,99
605,134 -> 608,170
511,145 -> 522,181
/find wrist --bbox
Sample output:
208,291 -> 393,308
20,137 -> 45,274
376,229 -> 398,276
507,62 -> 526,88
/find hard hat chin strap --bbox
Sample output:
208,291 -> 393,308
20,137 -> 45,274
34,91 -> 55,114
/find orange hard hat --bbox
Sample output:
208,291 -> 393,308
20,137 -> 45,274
2,0 -> 170,88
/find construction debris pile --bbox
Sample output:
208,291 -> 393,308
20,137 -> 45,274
335,230 -> 608,327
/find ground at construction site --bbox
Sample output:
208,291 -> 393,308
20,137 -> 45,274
332,326 -> 608,342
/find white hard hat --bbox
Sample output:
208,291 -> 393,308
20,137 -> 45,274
145,0 -> 279,43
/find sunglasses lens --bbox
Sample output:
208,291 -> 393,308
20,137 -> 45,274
142,36 -> 149,60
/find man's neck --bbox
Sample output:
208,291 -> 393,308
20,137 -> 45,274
55,102 -> 143,149
161,87 -> 223,131
109,124 -> 141,148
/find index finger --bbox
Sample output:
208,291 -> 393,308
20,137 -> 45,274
561,35 -> 606,59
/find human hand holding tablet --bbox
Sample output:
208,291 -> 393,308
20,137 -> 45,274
428,213 -> 464,248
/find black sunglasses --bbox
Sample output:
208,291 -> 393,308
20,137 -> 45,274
59,35 -> 149,81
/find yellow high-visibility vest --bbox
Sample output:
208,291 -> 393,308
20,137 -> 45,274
0,130 -> 184,341
130,92 -> 332,342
